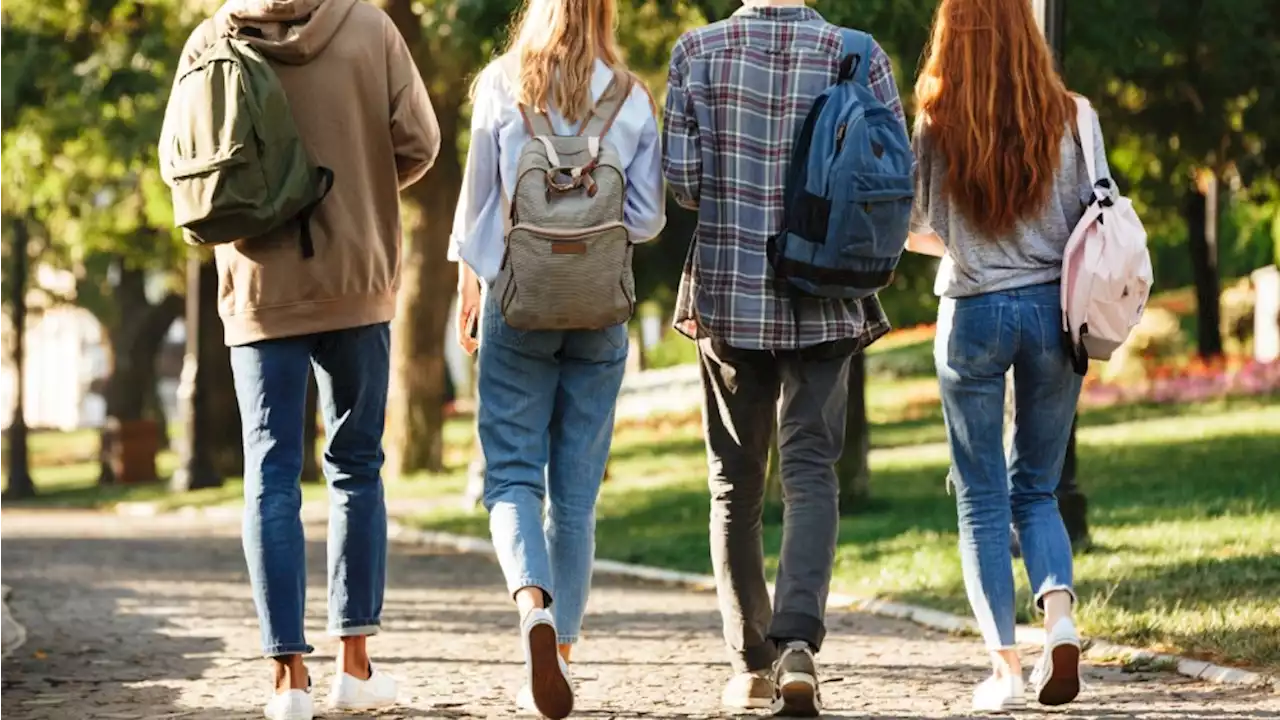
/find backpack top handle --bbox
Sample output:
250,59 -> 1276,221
837,29 -> 876,86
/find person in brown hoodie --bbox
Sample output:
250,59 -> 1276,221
169,2 -> 440,718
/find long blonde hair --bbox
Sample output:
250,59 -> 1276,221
914,0 -> 1076,236
501,0 -> 630,124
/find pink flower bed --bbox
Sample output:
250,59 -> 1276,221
1081,358 -> 1280,408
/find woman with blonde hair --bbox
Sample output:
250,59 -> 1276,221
906,0 -> 1110,711
449,0 -> 664,717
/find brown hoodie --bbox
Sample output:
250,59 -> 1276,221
178,0 -> 441,346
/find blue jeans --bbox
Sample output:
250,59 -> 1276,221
478,296 -> 628,645
934,283 -> 1080,650
230,323 -> 390,657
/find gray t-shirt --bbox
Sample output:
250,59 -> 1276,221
909,109 -> 1111,298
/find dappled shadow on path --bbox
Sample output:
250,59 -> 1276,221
2,513 -> 1276,719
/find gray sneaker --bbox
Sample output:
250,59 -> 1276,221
772,641 -> 821,717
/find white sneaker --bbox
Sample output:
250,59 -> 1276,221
328,664 -> 398,711
1030,618 -> 1083,706
516,684 -> 539,715
522,609 -> 574,719
264,689 -> 313,720
972,673 -> 1025,712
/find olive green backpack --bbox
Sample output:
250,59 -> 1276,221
159,33 -> 333,257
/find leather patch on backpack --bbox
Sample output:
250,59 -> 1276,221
551,242 -> 586,255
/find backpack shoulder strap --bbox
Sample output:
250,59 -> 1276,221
579,72 -> 634,139
499,56 -> 558,137
837,29 -> 876,86
1073,95 -> 1098,183
518,105 -> 557,137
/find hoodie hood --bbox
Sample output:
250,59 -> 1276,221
215,0 -> 358,64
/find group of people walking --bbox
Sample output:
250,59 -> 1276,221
162,0 -> 1110,718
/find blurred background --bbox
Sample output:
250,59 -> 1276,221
1,0 -> 1277,674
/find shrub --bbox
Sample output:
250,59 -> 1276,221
1103,307 -> 1188,382
1220,276 -> 1256,355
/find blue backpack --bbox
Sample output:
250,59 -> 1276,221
768,29 -> 914,301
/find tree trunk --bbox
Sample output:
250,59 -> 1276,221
837,353 -> 871,514
98,258 -> 183,485
383,0 -> 467,479
1187,181 -> 1224,359
4,217 -> 35,500
172,257 -> 223,491
386,158 -> 461,477
196,259 -> 240,483
301,376 -> 321,483
384,112 -> 461,475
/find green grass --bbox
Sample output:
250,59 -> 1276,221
2,420 -> 476,510
7,387 -> 1278,670
412,397 -> 1280,671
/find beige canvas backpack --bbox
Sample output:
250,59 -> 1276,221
493,73 -> 636,331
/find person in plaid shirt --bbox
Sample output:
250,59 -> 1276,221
662,2 -> 906,715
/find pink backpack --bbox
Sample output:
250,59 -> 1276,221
1061,97 -> 1154,374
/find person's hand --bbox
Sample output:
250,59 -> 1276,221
457,269 -> 481,356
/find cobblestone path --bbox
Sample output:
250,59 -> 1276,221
2,511 -> 1275,719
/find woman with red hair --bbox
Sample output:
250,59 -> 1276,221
906,0 -> 1112,710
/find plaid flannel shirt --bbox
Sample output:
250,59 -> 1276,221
663,5 -> 905,350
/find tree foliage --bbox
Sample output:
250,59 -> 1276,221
1065,0 -> 1280,287
3,0 -> 1277,485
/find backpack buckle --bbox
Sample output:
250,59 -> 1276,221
544,165 -> 598,197
839,53 -> 861,81
546,167 -> 580,192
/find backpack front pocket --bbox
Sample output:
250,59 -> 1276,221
166,144 -> 270,244
501,222 -> 634,331
843,193 -> 913,260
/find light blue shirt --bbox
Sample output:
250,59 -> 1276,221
449,59 -> 667,284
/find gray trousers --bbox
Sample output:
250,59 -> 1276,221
698,337 -> 853,673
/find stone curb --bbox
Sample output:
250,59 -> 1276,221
387,521 -> 1276,689
108,502 -> 1274,689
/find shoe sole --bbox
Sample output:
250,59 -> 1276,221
723,695 -> 774,710
528,622 -> 573,720
328,701 -> 395,712
774,673 -> 821,718
973,696 -> 1027,713
1037,643 -> 1082,706
264,707 -> 313,720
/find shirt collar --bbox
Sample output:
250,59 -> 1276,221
732,4 -> 823,22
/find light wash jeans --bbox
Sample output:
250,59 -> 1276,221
934,282 -> 1080,649
230,323 -> 390,657
477,295 -> 628,644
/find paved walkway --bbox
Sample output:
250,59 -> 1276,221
1,511 -> 1275,720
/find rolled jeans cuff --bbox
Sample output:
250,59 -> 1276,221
768,611 -> 827,653
264,642 -> 314,658
509,577 -> 554,605
329,620 -> 381,637
1033,585 -> 1077,612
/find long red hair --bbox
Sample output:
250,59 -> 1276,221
914,0 -> 1076,236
